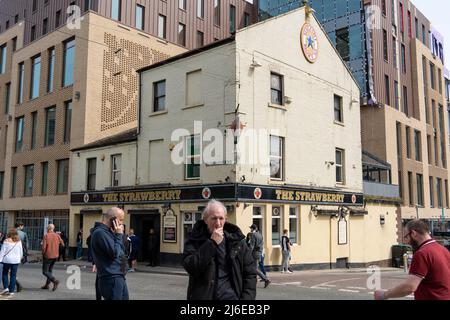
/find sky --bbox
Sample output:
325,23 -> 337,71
412,0 -> 450,70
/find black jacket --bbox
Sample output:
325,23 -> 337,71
182,220 -> 257,300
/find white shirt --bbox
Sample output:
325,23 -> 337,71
0,240 -> 23,264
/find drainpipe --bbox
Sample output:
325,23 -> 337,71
330,215 -> 333,269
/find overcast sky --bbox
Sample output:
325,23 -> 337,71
412,0 -> 450,70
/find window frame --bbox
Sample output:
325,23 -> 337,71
269,135 -> 284,180
271,206 -> 282,246
111,154 -> 122,187
185,135 -> 201,180
62,38 -> 75,87
270,72 -> 284,106
44,106 -> 56,147
56,159 -> 69,194
86,158 -> 97,191
335,148 -> 345,184
289,206 -> 299,245
24,164 -> 34,197
153,80 -> 166,112
334,94 -> 343,123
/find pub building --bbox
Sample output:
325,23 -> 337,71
70,7 -> 400,269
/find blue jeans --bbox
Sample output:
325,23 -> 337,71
2,263 -> 19,293
98,276 -> 129,300
259,255 -> 267,276
42,258 -> 57,283
76,242 -> 83,259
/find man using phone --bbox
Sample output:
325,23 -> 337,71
91,207 -> 129,300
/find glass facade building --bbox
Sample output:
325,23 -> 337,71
258,0 -> 368,98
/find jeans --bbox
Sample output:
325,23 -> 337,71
42,258 -> 57,283
2,263 -> 19,293
255,258 -> 268,281
98,276 -> 129,300
259,255 -> 267,276
281,250 -> 290,271
76,242 -> 83,259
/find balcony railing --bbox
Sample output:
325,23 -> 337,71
363,181 -> 400,199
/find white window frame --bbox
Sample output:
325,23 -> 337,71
289,206 -> 299,245
271,206 -> 282,246
111,154 -> 122,187
270,135 -> 284,180
185,135 -> 200,180
336,148 -> 345,184
252,206 -> 264,237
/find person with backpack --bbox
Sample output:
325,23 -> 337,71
248,224 -> 270,288
14,222 -> 28,292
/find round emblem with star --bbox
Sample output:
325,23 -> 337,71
202,187 -> 211,199
254,188 -> 262,200
300,22 -> 319,63
351,194 -> 356,204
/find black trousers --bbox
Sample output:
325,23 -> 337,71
42,258 -> 57,283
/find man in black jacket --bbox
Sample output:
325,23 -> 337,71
183,200 -> 257,300
91,207 -> 128,300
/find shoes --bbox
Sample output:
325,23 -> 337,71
0,288 -> 9,295
259,279 -> 265,282
41,285 -> 49,290
264,280 -> 271,288
6,292 -> 14,296
52,280 -> 60,291
287,270 -> 293,274
16,283 -> 22,292
128,268 -> 135,272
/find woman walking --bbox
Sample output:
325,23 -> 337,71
0,228 -> 23,296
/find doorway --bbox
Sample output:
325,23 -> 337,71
130,210 -> 160,265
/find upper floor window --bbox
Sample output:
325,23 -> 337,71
185,135 -> 200,180
0,171 -> 4,199
55,10 -> 61,28
270,135 -> 284,180
336,148 -> 345,184
45,106 -> 56,146
0,44 -> 6,74
186,70 -> 203,107
158,15 -> 166,39
111,154 -> 121,187
31,111 -> 37,149
197,0 -> 204,18
32,0 -> 38,12
4,83 -> 10,114
178,23 -> 186,47
334,94 -> 343,123
41,162 -> 48,195
414,130 -> 421,162
24,164 -> 34,197
47,47 -> 55,93
383,29 -> 388,61
31,25 -> 36,42
111,0 -> 121,21
43,18 -> 48,35
56,159 -> 69,194
64,100 -> 72,143
270,73 -> 283,105
430,62 -> 436,90
63,39 -> 75,87
214,0 -> 221,26
401,44 -> 406,73
30,55 -> 41,99
135,4 -> 145,30
196,31 -> 204,48
229,5 -> 236,33
17,62 -> 25,104
244,13 -> 250,27
153,80 -> 166,112
179,0 -> 186,10
15,117 -> 24,153
87,158 -> 97,190
11,167 -> 17,198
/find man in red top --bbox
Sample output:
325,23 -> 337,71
375,219 -> 450,300
41,224 -> 64,291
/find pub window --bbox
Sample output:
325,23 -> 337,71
252,206 -> 264,236
183,212 -> 202,250
289,206 -> 298,244
271,206 -> 282,246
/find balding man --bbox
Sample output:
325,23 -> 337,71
183,200 -> 257,300
41,224 -> 64,291
91,207 -> 129,300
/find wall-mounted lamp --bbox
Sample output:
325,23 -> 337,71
284,96 -> 293,104
310,205 -> 318,217
101,154 -> 105,161
225,176 -> 230,182
351,98 -> 359,104
250,60 -> 262,69
325,161 -> 335,167
240,175 -> 246,182
74,91 -> 81,101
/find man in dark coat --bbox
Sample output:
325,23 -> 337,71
183,200 -> 257,300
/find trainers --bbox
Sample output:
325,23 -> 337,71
264,280 -> 271,288
0,289 -> 9,295
128,268 -> 135,272
6,292 -> 14,296
287,270 -> 293,274
52,280 -> 60,291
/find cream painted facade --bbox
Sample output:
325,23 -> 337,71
70,8 -> 398,268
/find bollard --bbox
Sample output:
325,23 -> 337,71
402,253 -> 408,272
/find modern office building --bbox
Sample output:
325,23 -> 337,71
0,0 -> 257,252
258,0 -> 450,238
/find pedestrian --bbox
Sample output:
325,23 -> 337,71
0,228 -> 23,296
374,220 -> 450,300
146,228 -> 158,267
91,207 -> 129,300
15,221 -> 28,292
280,229 -> 293,274
88,223 -> 102,300
58,231 -> 68,262
128,228 -> 140,272
248,224 -> 270,288
182,199 -> 256,300
76,229 -> 83,260
41,224 -> 64,291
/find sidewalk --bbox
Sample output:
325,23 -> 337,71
47,259 -> 402,277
